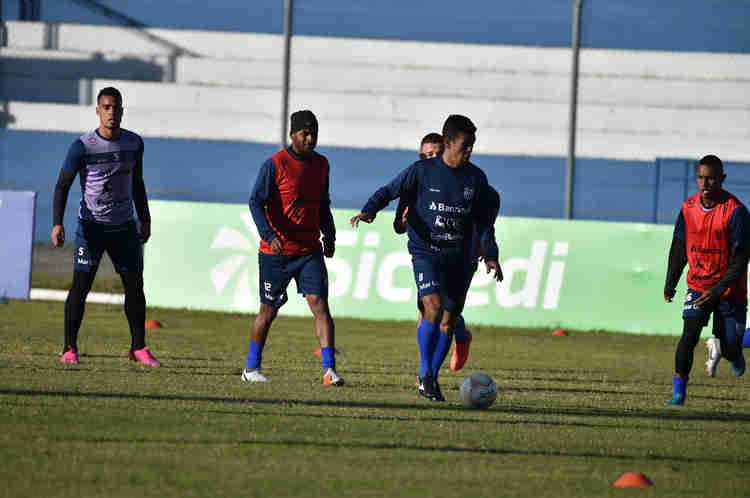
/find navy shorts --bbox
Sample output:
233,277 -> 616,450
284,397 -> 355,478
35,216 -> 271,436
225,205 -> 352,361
73,220 -> 143,273
412,255 -> 476,313
258,252 -> 328,309
683,288 -> 747,339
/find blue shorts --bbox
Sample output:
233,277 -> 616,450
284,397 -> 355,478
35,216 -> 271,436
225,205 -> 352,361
682,288 -> 747,337
73,220 -> 142,273
412,255 -> 475,313
258,252 -> 328,309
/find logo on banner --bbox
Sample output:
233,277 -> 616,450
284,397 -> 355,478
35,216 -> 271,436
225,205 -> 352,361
209,212 -> 261,310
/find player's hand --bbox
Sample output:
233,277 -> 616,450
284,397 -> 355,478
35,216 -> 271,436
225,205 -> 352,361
323,238 -> 335,258
51,225 -> 65,247
139,221 -> 151,244
485,259 -> 503,282
269,237 -> 284,254
694,290 -> 716,308
664,294 -> 674,303
400,206 -> 409,226
350,212 -> 374,228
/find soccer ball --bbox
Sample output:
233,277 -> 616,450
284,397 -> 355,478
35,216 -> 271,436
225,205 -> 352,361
459,372 -> 497,409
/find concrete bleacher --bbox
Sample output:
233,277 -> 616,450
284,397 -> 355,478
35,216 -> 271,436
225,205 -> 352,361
2,19 -> 750,239
3,20 -> 750,162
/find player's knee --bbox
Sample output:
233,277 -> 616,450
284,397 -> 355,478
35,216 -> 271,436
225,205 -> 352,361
422,299 -> 441,323
257,304 -> 278,324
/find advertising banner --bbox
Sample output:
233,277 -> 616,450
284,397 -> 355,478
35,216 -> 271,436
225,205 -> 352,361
0,190 -> 36,300
144,200 -> 684,335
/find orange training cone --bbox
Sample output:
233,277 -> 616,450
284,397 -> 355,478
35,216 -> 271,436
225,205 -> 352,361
552,328 -> 569,336
145,319 -> 162,329
613,473 -> 653,488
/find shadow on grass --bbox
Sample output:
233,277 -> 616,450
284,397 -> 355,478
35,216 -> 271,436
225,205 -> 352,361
2,387 -> 750,426
53,433 -> 750,466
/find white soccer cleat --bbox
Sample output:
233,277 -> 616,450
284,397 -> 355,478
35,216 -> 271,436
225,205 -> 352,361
323,368 -> 344,386
241,368 -> 269,383
705,336 -> 721,377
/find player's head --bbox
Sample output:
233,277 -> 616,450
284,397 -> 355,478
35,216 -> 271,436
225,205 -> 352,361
96,87 -> 123,131
419,133 -> 443,160
696,154 -> 725,203
289,109 -> 318,156
442,115 -> 476,166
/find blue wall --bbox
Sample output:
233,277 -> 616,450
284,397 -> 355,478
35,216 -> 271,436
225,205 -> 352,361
4,0 -> 749,52
11,130 -> 750,242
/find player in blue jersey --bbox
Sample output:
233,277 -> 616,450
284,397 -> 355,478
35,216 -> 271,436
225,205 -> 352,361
52,87 -> 160,367
395,132 -> 497,390
351,115 -> 503,401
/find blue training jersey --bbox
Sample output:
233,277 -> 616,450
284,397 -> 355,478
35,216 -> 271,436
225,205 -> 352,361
362,156 -> 499,260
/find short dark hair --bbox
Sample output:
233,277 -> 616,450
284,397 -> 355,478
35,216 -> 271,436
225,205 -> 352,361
420,133 -> 443,147
698,154 -> 724,175
442,114 -> 476,142
97,87 -> 122,106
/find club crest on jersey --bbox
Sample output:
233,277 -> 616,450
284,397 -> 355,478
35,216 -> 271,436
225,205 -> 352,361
463,187 -> 474,201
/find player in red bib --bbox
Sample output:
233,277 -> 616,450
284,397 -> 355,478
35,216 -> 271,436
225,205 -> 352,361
664,155 -> 749,405
241,110 -> 343,386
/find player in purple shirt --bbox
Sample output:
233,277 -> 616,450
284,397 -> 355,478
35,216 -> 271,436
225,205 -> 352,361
52,87 -> 161,367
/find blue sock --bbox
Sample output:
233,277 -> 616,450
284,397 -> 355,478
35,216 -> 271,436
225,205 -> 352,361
672,374 -> 687,397
321,346 -> 335,370
246,340 -> 264,370
454,316 -> 469,343
431,331 -> 453,380
417,318 -> 439,378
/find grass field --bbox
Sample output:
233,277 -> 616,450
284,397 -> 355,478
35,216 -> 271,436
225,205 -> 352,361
2,278 -> 750,498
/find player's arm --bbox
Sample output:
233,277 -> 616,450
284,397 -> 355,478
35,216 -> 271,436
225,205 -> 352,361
474,183 -> 502,281
351,165 -> 415,227
664,211 -> 687,302
51,139 -> 85,247
320,171 -> 336,257
249,158 -> 283,253
132,137 -> 151,243
393,197 -> 409,234
699,205 -> 750,303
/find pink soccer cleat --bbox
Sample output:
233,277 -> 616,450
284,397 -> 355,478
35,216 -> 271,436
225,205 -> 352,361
450,329 -> 473,372
129,347 -> 161,367
60,346 -> 79,364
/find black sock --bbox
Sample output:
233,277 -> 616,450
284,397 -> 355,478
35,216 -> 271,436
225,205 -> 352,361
121,271 -> 146,351
675,317 -> 704,377
64,270 -> 96,352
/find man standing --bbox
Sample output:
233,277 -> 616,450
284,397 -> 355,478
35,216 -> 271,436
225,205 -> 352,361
351,115 -> 502,401
242,110 -> 343,386
53,87 -> 160,367
664,155 -> 748,405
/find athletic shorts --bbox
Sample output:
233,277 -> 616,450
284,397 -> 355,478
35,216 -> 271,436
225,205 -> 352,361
258,252 -> 328,309
416,258 -> 477,313
73,220 -> 142,273
682,288 -> 747,338
412,255 -> 476,314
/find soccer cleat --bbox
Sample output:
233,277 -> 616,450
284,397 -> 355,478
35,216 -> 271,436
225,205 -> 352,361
419,375 -> 441,400
129,347 -> 161,367
665,393 -> 685,406
450,329 -> 473,372
705,337 -> 721,377
60,346 -> 79,365
241,368 -> 269,382
323,368 -> 344,386
432,378 -> 446,402
730,354 -> 746,377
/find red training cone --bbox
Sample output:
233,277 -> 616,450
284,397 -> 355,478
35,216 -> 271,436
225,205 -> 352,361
552,328 -> 569,336
613,473 -> 653,488
145,319 -> 163,329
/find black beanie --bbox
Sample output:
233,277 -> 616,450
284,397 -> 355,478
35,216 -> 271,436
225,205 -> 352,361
290,110 -> 318,133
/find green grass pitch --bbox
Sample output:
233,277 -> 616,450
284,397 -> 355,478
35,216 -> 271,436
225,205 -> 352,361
1,295 -> 749,498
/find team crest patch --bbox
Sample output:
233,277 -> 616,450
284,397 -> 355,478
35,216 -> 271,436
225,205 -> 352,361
463,187 -> 474,201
